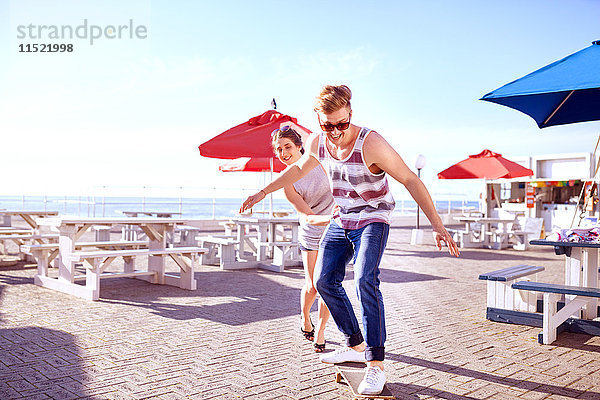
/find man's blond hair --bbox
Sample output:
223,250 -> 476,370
314,85 -> 352,114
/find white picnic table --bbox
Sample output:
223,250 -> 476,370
117,210 -> 182,218
455,216 -> 517,249
0,211 -> 60,256
202,215 -> 301,272
530,240 -> 599,319
116,211 -> 183,241
514,240 -> 600,344
0,210 -> 59,232
35,217 -> 206,300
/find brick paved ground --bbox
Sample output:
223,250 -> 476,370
1,218 -> 599,399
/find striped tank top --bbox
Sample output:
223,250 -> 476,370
318,127 -> 395,230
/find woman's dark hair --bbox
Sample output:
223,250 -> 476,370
272,125 -> 305,154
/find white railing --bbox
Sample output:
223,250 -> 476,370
0,185 -> 289,219
1,186 -> 480,220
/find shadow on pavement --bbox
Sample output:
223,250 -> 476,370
346,267 -> 447,284
550,332 -> 600,352
0,273 -> 34,286
98,263 -> 448,323
99,269 -> 302,325
0,260 -> 36,272
0,286 -> 87,399
386,352 -> 600,398
386,382 -> 482,399
384,248 -> 553,261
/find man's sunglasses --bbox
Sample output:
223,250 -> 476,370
319,117 -> 351,132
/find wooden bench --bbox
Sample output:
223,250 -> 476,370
21,241 -> 148,277
66,246 -> 207,300
509,217 -> 544,251
0,214 -> 10,227
0,229 -> 35,236
174,225 -> 203,247
484,230 -> 512,250
0,233 -> 59,257
219,221 -> 237,235
261,241 -> 300,272
479,265 -> 545,313
199,235 -> 239,269
512,281 -> 600,344
447,228 -> 470,248
92,225 -> 112,241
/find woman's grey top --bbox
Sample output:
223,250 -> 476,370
292,165 -> 335,250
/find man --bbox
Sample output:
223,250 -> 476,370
240,85 -> 459,395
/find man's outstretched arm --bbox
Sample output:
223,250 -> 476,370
363,132 -> 460,256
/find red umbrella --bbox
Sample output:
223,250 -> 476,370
219,157 -> 287,173
199,109 -> 311,159
200,109 -> 310,215
438,149 -> 533,180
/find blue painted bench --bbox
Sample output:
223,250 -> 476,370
512,281 -> 600,344
479,265 -> 545,312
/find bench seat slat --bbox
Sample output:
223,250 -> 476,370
479,265 -> 545,281
0,234 -> 58,240
200,236 -> 238,245
70,247 -> 207,261
263,241 -> 297,246
0,229 -> 34,235
22,241 -> 148,251
72,270 -> 156,281
512,281 -> 600,298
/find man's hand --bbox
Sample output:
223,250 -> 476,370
432,224 -> 460,257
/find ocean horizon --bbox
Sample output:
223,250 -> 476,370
0,195 -> 480,220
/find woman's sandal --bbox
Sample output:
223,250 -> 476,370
301,320 -> 315,342
313,342 -> 326,353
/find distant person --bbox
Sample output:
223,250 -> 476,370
271,125 -> 334,352
241,84 -> 460,395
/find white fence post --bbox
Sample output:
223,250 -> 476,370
179,186 -> 183,215
212,186 -> 216,220
102,186 -> 106,217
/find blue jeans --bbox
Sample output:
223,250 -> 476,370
315,221 -> 389,361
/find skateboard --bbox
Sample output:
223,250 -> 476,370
333,362 -> 394,400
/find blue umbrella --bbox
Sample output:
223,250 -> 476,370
481,40 -> 600,128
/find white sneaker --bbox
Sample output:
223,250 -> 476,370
319,346 -> 367,364
357,366 -> 386,395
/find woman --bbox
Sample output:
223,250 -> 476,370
272,125 -> 334,352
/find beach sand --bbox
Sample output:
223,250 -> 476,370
0,217 -> 597,399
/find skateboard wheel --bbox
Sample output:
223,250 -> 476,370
335,372 -> 342,383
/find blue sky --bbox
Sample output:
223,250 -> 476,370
1,0 -> 599,201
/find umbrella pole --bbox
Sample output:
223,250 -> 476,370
542,91 -> 574,126
261,172 -> 267,213
570,132 -> 600,228
269,158 -> 274,217
493,186 -> 501,209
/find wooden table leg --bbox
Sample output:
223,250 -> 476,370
237,223 -> 246,258
257,223 -> 268,261
565,247 -> 583,318
58,225 -> 77,283
583,248 -> 598,319
147,224 -> 166,284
